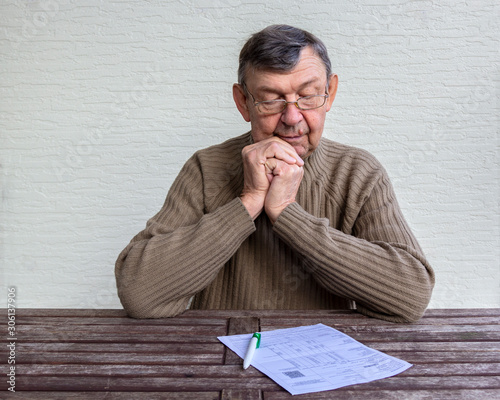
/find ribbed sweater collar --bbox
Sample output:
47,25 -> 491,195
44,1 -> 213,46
302,137 -> 331,184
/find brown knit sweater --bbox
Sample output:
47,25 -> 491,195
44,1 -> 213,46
115,132 -> 434,323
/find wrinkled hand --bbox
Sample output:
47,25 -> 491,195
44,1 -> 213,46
263,158 -> 304,223
240,137 -> 304,221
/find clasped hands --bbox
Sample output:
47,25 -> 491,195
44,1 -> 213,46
240,137 -> 304,223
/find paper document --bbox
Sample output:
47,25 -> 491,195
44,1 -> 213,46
218,323 -> 411,395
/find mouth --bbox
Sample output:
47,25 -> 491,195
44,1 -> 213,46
275,132 -> 305,142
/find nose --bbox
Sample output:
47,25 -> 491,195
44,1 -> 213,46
280,102 -> 303,126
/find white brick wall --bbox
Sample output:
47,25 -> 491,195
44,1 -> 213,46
1,0 -> 498,310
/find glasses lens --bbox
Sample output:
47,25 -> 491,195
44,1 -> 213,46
258,100 -> 286,114
298,95 -> 326,110
257,100 -> 286,114
255,95 -> 328,114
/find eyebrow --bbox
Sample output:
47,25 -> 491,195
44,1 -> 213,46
255,78 -> 324,96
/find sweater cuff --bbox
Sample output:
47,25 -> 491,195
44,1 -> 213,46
218,197 -> 256,237
273,202 -> 330,245
274,201 -> 315,227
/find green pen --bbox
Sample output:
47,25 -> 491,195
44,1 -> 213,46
243,332 -> 261,369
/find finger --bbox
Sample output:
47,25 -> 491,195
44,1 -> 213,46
271,159 -> 303,178
270,137 -> 305,166
263,141 -> 304,166
264,158 -> 277,172
264,159 -> 277,183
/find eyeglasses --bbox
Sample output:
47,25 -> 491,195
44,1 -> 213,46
243,84 -> 329,115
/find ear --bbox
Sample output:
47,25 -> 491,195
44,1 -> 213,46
233,83 -> 251,122
325,74 -> 338,112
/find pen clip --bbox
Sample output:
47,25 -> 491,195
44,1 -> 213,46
252,332 -> 261,348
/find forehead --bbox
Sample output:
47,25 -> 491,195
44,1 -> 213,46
246,47 -> 328,93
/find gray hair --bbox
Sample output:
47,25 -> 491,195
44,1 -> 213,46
237,25 -> 332,85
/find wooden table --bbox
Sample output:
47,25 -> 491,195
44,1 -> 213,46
1,308 -> 499,399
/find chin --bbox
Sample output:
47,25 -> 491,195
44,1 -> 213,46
294,147 -> 311,159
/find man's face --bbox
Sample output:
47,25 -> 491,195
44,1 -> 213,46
234,46 -> 338,159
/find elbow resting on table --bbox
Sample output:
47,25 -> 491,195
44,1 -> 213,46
397,282 -> 435,323
358,300 -> 430,324
373,286 -> 433,323
116,271 -> 188,319
115,246 -> 190,319
401,265 -> 435,323
394,300 -> 431,324
356,272 -> 435,323
117,287 -> 187,319
380,249 -> 436,323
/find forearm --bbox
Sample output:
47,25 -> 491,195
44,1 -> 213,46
273,203 -> 435,323
115,198 -> 255,318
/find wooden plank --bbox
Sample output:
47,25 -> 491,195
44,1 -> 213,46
14,351 -> 223,365
4,307 -> 500,319
404,363 -> 500,376
263,389 -> 500,399
367,341 -> 500,352
13,375 -> 500,392
260,321 -> 500,334
15,362 -> 500,378
4,308 -> 338,318
13,325 -> 226,343
344,330 -> 500,343
5,334 -> 221,344
4,348 -> 497,365
12,316 -> 228,327
258,313 -> 500,325
17,364 -> 264,378
262,375 -> 500,393
15,323 -> 227,335
259,323 -> 500,342
374,351 -> 500,363
185,308 -> 500,319
1,342 -> 225,366
3,307 -> 499,332
422,309 -> 500,318
258,316 -> 500,326
7,389 -> 500,400
410,316 -> 500,325
14,376 -> 277,392
13,342 -> 222,354
14,339 -> 496,353
343,376 -> 500,390
227,317 -> 260,335
5,392 -> 221,399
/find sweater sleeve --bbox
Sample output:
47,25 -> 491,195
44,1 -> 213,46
272,169 -> 435,323
115,153 -> 256,318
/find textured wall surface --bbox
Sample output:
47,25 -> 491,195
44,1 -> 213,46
1,0 -> 499,310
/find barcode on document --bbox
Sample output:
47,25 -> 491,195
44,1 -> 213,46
283,370 -> 305,379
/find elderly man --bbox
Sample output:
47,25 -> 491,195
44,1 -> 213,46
115,25 -> 435,323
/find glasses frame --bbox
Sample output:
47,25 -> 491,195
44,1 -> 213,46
243,83 -> 329,115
